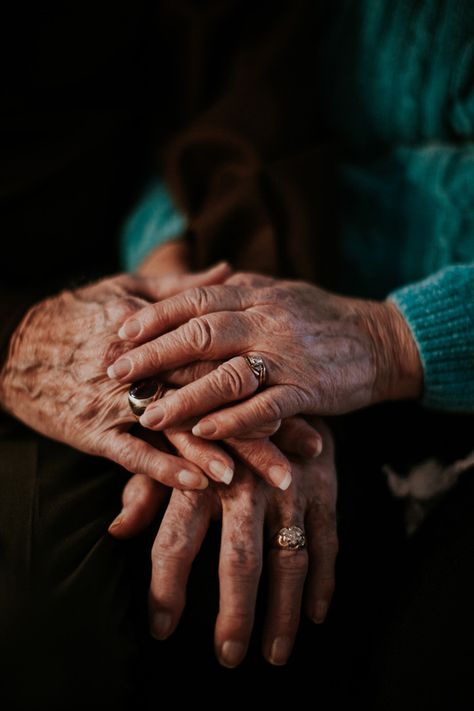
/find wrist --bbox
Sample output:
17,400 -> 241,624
368,299 -> 423,404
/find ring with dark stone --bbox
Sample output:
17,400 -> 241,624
128,379 -> 163,418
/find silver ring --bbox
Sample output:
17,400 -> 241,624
243,354 -> 267,388
272,525 -> 306,551
128,379 -> 163,418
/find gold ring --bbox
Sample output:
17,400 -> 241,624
243,354 -> 267,388
271,525 -> 306,551
128,379 -> 164,418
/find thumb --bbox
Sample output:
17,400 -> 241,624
108,474 -> 167,540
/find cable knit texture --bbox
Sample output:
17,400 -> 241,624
389,266 -> 474,412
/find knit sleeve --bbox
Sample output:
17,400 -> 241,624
120,180 -> 187,272
388,264 -> 474,412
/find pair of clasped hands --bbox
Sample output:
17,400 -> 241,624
1,242 -> 421,667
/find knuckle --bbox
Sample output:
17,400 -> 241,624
135,342 -> 161,371
223,547 -> 263,578
213,361 -> 247,399
272,609 -> 298,627
260,398 -> 283,422
107,296 -> 143,325
187,317 -> 213,354
152,527 -> 194,564
187,286 -> 210,313
273,549 -> 309,576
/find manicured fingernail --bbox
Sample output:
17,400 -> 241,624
269,636 -> 291,665
220,640 -> 245,668
192,421 -> 217,437
151,611 -> 172,640
178,470 -> 208,489
140,404 -> 164,428
269,466 -> 292,490
312,601 -> 328,624
118,320 -> 141,340
209,460 -> 234,484
108,514 -> 123,531
107,358 -> 131,379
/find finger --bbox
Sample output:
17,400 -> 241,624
139,356 -> 260,431
108,474 -> 167,539
192,386 -> 304,441
215,475 -> 265,668
162,360 -> 221,387
103,430 -> 209,490
225,437 -> 293,491
164,428 -> 235,485
305,504 -> 339,624
108,311 -> 252,382
263,507 -> 309,666
116,262 -> 232,303
225,272 -> 275,288
149,488 -> 211,639
139,262 -> 233,300
236,420 -> 282,438
117,284 -> 253,342
272,417 -> 323,459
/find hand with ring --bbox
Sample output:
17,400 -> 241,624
108,271 -> 423,440
0,265 -> 267,492
110,419 -> 338,667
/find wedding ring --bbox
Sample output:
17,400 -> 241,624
243,354 -> 267,388
128,379 -> 164,418
272,525 -> 306,551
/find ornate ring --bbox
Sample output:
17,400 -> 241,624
243,354 -> 267,388
128,379 -> 164,418
272,525 -> 306,551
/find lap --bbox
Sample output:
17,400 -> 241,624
0,405 -> 472,708
0,416 -> 147,710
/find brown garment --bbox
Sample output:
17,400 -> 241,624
160,1 -> 337,282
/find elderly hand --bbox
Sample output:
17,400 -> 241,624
111,420 -> 338,667
0,267 -> 248,490
108,273 -> 423,440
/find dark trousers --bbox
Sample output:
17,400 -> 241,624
1,406 -> 473,710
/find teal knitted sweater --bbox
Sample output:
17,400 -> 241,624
121,0 -> 474,413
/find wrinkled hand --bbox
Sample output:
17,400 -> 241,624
111,420 -> 338,667
0,266 -> 243,490
108,272 -> 422,440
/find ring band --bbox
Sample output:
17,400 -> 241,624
271,525 -> 306,551
243,354 -> 267,388
128,379 -> 163,418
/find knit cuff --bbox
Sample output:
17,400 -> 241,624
120,180 -> 187,272
388,265 -> 474,412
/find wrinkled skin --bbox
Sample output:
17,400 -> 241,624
111,419 -> 338,667
110,272 -> 423,441
0,266 -> 322,490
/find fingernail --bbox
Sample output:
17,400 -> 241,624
269,466 -> 292,490
108,514 -> 123,531
209,460 -> 234,484
178,470 -> 208,489
140,404 -> 165,428
118,320 -> 141,340
301,437 -> 323,459
107,358 -> 131,379
220,640 -> 245,668
269,636 -> 291,665
192,421 -> 217,437
151,611 -> 172,640
312,601 -> 328,624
